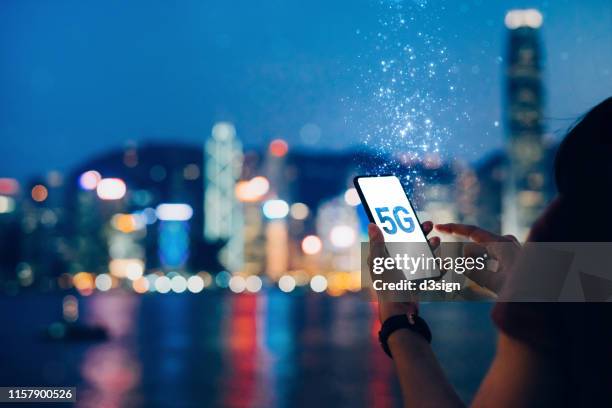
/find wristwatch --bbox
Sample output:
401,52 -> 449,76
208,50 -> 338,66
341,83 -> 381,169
379,314 -> 432,358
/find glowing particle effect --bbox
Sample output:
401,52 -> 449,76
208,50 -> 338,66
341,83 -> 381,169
350,1 -> 467,187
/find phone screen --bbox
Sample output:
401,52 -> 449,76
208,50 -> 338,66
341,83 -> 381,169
354,175 -> 440,280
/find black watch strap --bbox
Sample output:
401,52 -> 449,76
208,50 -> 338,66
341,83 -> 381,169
378,314 -> 432,358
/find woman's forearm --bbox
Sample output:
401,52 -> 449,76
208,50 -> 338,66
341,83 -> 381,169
388,329 -> 464,408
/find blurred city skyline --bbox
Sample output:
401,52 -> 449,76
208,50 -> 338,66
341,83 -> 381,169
2,0 -> 612,181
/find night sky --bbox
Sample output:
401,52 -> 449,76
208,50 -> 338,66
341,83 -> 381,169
1,0 -> 611,181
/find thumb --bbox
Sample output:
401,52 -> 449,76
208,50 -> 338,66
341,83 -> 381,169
368,223 -> 383,243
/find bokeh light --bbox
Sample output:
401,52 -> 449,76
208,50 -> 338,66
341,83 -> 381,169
73,272 -> 94,295
187,275 -> 205,293
215,271 -> 231,288
343,188 -> 361,206
235,176 -> 270,202
505,9 -> 543,29
290,202 -> 309,220
171,276 -> 187,293
228,275 -> 246,293
95,273 -> 112,292
278,275 -> 296,293
132,277 -> 149,294
31,184 -> 48,202
262,199 -> 289,219
155,276 -> 171,293
79,170 -> 102,190
96,178 -> 127,200
329,225 -> 356,248
310,275 -> 328,293
269,139 -> 289,157
301,235 -> 322,255
112,214 -> 145,234
156,203 -> 193,221
245,275 -> 263,293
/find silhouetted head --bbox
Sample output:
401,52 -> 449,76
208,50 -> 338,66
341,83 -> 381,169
530,97 -> 612,241
554,97 -> 612,199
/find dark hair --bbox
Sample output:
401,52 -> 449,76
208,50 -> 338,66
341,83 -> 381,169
554,97 -> 612,199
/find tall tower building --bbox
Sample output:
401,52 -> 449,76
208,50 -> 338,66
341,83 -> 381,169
205,122 -> 244,272
502,9 -> 547,240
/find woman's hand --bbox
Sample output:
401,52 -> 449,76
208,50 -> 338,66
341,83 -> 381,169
367,221 -> 440,323
435,223 -> 521,294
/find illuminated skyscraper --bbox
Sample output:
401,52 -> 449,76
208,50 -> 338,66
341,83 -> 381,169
204,122 -> 244,272
502,9 -> 548,240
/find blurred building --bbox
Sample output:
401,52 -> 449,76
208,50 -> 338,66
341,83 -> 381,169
502,9 -> 549,240
0,178 -> 23,289
474,152 -> 507,233
205,123 -> 244,272
68,143 -> 221,277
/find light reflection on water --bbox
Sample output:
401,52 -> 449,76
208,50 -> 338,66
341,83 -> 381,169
0,292 -> 495,407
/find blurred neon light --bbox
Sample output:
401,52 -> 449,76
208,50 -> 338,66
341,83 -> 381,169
263,199 -> 289,219
156,203 -> 193,221
79,170 -> 102,190
96,178 -> 126,200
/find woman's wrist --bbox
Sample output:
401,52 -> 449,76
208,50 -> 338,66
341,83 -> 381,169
388,326 -> 430,351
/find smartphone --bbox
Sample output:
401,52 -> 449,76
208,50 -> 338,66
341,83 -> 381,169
354,175 -> 441,281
